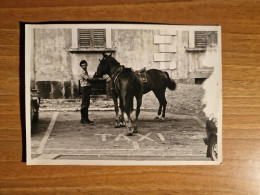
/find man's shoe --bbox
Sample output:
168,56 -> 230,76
86,119 -> 94,124
81,119 -> 87,124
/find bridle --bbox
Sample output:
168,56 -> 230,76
100,57 -> 128,92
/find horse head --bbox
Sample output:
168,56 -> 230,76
94,53 -> 120,78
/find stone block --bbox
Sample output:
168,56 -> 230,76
159,44 -> 176,53
169,61 -> 177,69
159,30 -> 177,36
159,62 -> 170,69
154,35 -> 172,44
154,53 -> 172,62
159,61 -> 177,70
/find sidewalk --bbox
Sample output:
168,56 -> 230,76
40,97 -> 115,112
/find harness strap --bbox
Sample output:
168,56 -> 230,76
110,66 -> 124,94
111,66 -> 133,94
113,67 -> 124,85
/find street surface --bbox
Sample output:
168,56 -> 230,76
31,110 -> 209,161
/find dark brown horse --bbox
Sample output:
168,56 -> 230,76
140,69 -> 176,120
94,53 -> 143,136
112,68 -> 176,125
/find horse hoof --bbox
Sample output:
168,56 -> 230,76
159,117 -> 165,122
120,122 -> 126,127
154,116 -> 160,120
133,126 -> 138,133
114,122 -> 121,128
126,132 -> 133,136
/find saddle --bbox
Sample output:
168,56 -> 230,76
112,66 -> 147,92
135,67 -> 147,82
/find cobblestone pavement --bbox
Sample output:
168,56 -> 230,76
39,83 -> 206,117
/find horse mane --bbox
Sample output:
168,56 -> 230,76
108,56 -> 121,67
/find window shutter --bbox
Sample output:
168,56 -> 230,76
195,31 -> 208,48
93,29 -> 105,47
79,29 -> 91,48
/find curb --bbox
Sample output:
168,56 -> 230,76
40,107 -> 148,112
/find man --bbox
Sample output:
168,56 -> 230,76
79,60 -> 94,124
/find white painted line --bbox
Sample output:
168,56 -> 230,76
95,134 -> 112,141
157,133 -> 166,142
36,112 -> 59,154
132,141 -> 140,150
34,154 -> 60,160
137,133 -> 154,142
192,116 -> 206,128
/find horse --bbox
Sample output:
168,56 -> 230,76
110,68 -> 176,125
140,68 -> 176,120
94,53 -> 143,136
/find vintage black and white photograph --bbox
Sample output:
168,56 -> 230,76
25,23 -> 222,165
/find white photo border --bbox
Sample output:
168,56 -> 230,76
25,23 -> 222,165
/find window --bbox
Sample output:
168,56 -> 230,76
70,28 -> 115,53
208,32 -> 218,47
78,29 -> 106,48
186,31 -> 217,52
195,31 -> 208,48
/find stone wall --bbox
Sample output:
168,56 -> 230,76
32,28 -> 218,99
34,29 -> 72,81
33,29 -> 79,99
112,29 -> 159,70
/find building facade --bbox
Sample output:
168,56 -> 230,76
30,26 -> 218,99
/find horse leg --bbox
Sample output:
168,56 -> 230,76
123,95 -> 134,136
160,94 -> 167,121
125,111 -> 133,136
119,98 -> 126,127
155,104 -> 162,120
112,91 -> 120,128
153,90 -> 163,120
133,95 -> 142,133
153,89 -> 167,121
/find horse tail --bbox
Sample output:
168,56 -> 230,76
164,71 -> 176,90
123,91 -> 134,114
121,80 -> 134,114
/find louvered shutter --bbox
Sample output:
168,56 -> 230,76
195,31 -> 208,48
93,29 -> 105,47
78,29 -> 91,47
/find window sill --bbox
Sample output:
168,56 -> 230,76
186,48 -> 206,52
69,48 -> 116,53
